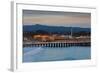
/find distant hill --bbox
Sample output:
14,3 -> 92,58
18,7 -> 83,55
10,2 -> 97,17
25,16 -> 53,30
23,24 -> 91,34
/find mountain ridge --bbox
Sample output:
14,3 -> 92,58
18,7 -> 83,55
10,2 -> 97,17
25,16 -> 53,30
23,24 -> 91,34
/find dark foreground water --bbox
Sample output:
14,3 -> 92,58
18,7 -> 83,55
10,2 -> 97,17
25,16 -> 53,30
23,47 -> 91,62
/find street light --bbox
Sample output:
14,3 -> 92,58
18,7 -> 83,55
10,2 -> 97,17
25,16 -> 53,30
71,27 -> 73,38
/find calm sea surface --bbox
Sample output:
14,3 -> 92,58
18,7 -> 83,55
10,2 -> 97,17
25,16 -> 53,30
23,46 -> 91,62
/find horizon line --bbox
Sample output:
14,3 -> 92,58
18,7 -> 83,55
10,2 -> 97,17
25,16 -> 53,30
23,24 -> 91,28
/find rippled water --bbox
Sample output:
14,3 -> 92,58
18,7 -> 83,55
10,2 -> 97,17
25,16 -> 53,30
23,47 -> 91,62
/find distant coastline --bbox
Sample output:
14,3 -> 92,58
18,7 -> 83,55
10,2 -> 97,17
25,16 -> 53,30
23,24 -> 91,33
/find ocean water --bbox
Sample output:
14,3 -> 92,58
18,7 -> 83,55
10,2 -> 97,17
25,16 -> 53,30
23,46 -> 91,62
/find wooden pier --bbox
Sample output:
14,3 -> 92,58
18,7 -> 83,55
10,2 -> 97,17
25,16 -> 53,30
23,38 -> 90,47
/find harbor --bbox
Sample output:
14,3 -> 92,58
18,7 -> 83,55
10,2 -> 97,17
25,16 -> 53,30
23,37 -> 90,47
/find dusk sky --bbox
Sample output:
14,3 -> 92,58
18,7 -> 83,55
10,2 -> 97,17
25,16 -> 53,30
23,10 -> 91,28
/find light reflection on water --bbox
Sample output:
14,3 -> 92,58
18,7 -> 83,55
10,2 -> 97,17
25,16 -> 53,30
23,47 -> 91,62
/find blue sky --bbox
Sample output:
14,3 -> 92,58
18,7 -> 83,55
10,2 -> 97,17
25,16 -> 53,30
23,10 -> 91,28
